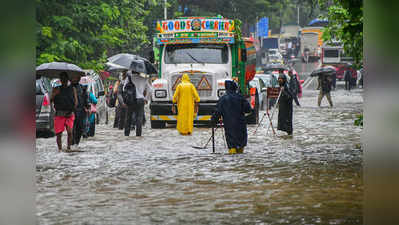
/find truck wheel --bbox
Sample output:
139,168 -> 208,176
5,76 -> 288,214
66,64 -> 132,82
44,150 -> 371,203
151,120 -> 166,129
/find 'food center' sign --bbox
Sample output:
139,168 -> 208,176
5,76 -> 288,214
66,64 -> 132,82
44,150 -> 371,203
157,19 -> 235,33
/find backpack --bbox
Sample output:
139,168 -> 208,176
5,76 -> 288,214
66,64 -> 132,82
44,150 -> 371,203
122,77 -> 137,106
106,91 -> 117,108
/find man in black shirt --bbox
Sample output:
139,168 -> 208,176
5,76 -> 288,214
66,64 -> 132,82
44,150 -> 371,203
50,72 -> 78,151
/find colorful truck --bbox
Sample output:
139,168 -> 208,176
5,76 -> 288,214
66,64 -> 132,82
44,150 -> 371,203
150,16 -> 257,128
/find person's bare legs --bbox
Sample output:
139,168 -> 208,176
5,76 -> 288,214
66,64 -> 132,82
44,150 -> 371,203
66,126 -> 73,150
56,133 -> 62,151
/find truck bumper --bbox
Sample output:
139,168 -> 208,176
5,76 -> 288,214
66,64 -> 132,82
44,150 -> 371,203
150,101 -> 217,123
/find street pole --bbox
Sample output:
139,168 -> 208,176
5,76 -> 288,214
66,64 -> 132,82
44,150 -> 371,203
164,0 -> 167,20
297,6 -> 300,25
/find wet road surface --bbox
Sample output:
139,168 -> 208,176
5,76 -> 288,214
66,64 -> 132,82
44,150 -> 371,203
36,87 -> 363,224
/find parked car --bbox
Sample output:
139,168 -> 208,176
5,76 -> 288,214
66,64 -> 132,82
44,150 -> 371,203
335,64 -> 357,81
255,73 -> 278,88
261,67 -> 303,98
36,77 -> 54,137
84,70 -> 106,124
249,77 -> 267,111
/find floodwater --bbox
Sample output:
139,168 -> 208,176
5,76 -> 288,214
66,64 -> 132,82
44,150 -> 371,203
36,86 -> 363,225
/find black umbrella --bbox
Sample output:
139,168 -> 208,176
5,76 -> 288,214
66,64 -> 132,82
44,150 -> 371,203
36,62 -> 85,79
310,66 -> 336,77
106,53 -> 157,75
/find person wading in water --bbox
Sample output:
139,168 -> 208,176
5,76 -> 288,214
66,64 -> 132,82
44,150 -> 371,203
212,80 -> 252,154
172,74 -> 200,135
277,74 -> 300,136
50,72 -> 78,151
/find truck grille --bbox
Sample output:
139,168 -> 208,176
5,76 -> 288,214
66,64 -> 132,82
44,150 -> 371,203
171,74 -> 213,97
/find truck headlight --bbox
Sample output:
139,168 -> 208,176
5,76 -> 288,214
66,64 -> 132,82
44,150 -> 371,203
155,90 -> 167,98
217,89 -> 226,97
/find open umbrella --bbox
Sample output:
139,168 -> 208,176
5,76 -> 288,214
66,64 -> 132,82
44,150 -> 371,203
310,66 -> 336,77
106,53 -> 157,75
36,62 -> 85,79
308,18 -> 328,27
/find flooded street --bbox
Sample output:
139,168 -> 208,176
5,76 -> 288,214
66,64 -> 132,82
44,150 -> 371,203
36,87 -> 363,225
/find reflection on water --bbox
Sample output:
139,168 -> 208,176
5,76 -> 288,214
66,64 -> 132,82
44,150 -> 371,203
36,88 -> 363,224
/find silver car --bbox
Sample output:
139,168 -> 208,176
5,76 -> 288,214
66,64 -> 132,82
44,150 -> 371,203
249,77 -> 267,111
36,77 -> 54,137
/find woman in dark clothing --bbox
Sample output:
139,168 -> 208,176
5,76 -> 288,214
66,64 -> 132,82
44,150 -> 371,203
277,74 -> 300,136
212,80 -> 252,154
70,74 -> 89,147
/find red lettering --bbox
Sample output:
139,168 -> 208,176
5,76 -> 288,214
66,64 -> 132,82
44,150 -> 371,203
214,21 -> 218,30
202,21 -> 206,29
224,22 -> 229,31
186,20 -> 191,29
162,22 -> 168,31
174,21 -> 180,30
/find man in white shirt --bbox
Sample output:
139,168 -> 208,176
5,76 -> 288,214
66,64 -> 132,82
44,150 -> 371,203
122,71 -> 153,136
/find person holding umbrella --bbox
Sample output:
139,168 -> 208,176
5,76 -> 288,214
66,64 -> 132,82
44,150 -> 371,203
277,74 -> 300,136
172,73 -> 200,135
50,72 -> 78,151
36,62 -> 85,150
120,71 -> 152,136
318,74 -> 333,107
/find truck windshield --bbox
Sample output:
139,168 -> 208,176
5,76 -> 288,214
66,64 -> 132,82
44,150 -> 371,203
165,44 -> 228,64
324,49 -> 339,57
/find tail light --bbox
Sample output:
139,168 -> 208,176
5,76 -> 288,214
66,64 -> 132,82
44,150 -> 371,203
42,94 -> 50,107
250,87 -> 256,108
250,87 -> 256,96
41,94 -> 51,113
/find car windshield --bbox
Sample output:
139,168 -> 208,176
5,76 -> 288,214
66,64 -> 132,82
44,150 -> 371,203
258,76 -> 271,86
269,55 -> 280,60
249,80 -> 259,89
165,44 -> 229,64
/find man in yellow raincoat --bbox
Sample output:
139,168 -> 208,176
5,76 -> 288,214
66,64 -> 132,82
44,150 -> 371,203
172,74 -> 200,135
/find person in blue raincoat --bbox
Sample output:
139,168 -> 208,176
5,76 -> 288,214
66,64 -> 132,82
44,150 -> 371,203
212,80 -> 252,154
87,90 -> 97,137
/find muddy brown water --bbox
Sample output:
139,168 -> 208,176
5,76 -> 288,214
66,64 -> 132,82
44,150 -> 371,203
36,88 -> 363,224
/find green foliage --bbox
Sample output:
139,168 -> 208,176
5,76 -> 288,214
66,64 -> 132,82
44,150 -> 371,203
354,113 -> 363,127
36,0 -> 150,71
319,0 -> 363,68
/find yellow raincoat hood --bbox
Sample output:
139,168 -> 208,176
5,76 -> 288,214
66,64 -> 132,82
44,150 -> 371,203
182,73 -> 190,82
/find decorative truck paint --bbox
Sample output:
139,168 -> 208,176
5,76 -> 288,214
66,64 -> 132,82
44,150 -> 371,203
150,16 -> 257,128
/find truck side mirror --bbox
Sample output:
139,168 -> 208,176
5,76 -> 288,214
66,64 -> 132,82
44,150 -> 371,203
241,49 -> 247,62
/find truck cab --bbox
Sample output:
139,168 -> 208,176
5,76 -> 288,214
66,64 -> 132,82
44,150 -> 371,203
150,16 -> 257,128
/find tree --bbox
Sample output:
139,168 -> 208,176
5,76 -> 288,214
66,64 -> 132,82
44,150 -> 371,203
319,0 -> 363,67
36,0 -> 150,71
